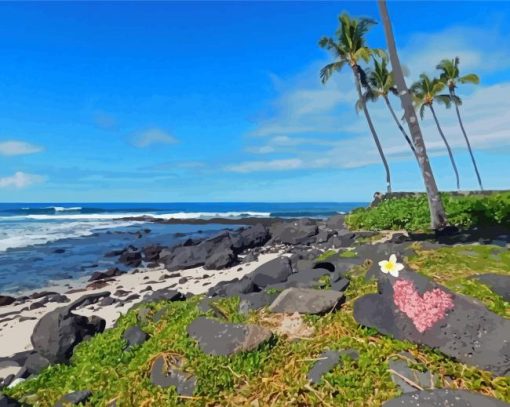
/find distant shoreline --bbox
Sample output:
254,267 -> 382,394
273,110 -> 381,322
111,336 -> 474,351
118,215 -> 302,226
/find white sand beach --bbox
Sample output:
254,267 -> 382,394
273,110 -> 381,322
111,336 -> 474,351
0,252 -> 280,373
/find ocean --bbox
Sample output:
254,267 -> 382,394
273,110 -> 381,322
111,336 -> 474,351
0,202 -> 366,293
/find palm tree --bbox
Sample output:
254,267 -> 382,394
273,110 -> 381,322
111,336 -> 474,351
411,74 -> 461,190
357,57 -> 417,158
377,0 -> 448,230
319,13 -> 392,193
437,57 -> 483,190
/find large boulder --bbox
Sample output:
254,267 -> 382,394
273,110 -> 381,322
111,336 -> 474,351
164,226 -> 270,271
187,317 -> 272,356
30,294 -> 108,364
270,219 -> 318,245
383,389 -> 509,406
251,257 -> 292,288
353,269 -> 510,376
0,295 -> 16,307
204,248 -> 237,270
165,231 -> 233,271
269,288 -> 344,315
165,245 -> 209,271
231,224 -> 270,251
325,214 -> 346,230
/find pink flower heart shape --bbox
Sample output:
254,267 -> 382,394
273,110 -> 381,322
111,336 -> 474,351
393,279 -> 454,333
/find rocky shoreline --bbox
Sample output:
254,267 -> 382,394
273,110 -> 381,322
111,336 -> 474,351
1,215 -> 509,406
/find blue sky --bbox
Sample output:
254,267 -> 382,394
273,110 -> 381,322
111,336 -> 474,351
1,1 -> 509,202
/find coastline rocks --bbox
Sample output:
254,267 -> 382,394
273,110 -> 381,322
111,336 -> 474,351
307,350 -> 340,385
142,245 -> 162,262
388,352 -> 437,393
269,288 -> 344,315
119,250 -> 142,268
207,276 -> 257,297
0,296 -> 16,307
353,270 -> 510,376
187,317 -> 272,356
251,257 -> 292,288
150,355 -> 196,396
54,390 -> 92,407
123,326 -> 148,349
307,348 -> 359,385
204,249 -> 236,270
383,389 -> 509,406
23,352 -> 50,375
232,224 -> 270,250
473,273 -> 510,301
238,291 -> 279,315
0,394 -> 20,406
270,219 -> 318,245
31,294 -> 109,364
325,214 -> 346,230
142,288 -> 185,303
163,224 -> 270,271
88,267 -> 124,282
315,229 -> 334,244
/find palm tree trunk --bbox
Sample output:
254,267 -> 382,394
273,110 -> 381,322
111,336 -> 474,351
451,88 -> 483,190
429,105 -> 460,190
377,0 -> 448,230
383,95 -> 417,158
352,66 -> 392,193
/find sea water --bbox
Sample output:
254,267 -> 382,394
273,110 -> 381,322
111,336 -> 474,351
0,202 -> 366,293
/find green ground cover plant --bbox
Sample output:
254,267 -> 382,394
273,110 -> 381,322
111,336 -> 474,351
5,245 -> 510,406
346,192 -> 510,231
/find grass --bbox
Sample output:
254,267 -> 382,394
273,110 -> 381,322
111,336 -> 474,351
346,192 -> 510,232
4,245 -> 510,406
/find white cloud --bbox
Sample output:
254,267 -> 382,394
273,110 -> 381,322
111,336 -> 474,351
0,141 -> 43,156
225,159 -> 303,173
236,24 -> 510,172
0,172 -> 45,188
132,128 -> 178,148
400,26 -> 510,77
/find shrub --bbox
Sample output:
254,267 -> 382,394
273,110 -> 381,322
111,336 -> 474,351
346,192 -> 510,231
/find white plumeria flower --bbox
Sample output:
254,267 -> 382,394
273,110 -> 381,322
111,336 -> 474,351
378,254 -> 404,277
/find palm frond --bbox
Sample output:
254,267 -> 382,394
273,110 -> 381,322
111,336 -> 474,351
419,104 -> 426,120
431,80 -> 446,94
459,73 -> 480,85
318,36 -> 344,59
355,89 -> 379,114
435,94 -> 453,108
449,94 -> 463,106
372,48 -> 388,61
319,61 -> 346,84
354,47 -> 372,63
